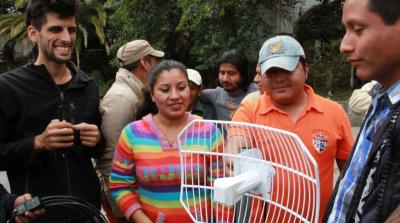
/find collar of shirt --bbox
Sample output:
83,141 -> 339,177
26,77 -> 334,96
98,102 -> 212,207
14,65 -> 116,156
259,84 -> 324,115
386,80 -> 400,105
369,79 -> 400,114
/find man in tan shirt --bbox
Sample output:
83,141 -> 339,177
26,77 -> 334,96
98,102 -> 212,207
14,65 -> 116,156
95,40 -> 164,222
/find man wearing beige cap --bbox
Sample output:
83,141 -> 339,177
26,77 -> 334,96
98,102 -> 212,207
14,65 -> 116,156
187,68 -> 216,119
95,39 -> 164,222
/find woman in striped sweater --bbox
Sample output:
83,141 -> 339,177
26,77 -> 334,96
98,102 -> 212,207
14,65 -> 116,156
108,60 -> 222,223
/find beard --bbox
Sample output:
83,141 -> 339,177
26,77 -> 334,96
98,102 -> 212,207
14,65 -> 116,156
42,48 -> 73,64
222,83 -> 241,93
37,39 -> 75,64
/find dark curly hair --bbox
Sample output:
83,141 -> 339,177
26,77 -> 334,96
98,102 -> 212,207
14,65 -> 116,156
25,0 -> 80,30
217,49 -> 251,91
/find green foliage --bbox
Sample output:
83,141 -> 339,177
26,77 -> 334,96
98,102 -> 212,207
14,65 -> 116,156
77,1 -> 109,52
0,0 -> 14,14
295,0 -> 344,43
106,0 -> 174,63
0,11 -> 32,63
106,0 -> 299,86
295,0 -> 350,92
176,0 -> 271,71
0,1 -> 32,63
307,39 -> 350,92
1,0 -> 304,92
90,69 -> 113,98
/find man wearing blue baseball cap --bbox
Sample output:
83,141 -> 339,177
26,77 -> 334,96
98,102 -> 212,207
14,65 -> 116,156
232,35 -> 354,222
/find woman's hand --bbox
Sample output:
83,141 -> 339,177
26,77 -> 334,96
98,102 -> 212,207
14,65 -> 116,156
130,210 -> 153,223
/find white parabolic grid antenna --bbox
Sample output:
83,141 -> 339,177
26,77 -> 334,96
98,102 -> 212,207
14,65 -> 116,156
178,120 -> 320,223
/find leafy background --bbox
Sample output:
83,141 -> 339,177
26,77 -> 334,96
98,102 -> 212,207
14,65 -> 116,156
0,0 -> 355,99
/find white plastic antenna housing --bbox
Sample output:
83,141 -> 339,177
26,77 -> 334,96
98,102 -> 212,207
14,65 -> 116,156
213,149 -> 275,206
178,120 -> 320,223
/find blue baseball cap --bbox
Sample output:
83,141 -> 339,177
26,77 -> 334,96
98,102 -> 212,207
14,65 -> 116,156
258,35 -> 305,75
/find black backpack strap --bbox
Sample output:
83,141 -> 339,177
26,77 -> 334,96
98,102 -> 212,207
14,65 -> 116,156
377,103 -> 400,221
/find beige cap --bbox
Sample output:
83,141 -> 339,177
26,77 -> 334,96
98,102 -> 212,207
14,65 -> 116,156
187,69 -> 202,86
117,40 -> 164,66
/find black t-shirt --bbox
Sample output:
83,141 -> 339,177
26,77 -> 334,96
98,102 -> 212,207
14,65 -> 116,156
57,77 -> 73,92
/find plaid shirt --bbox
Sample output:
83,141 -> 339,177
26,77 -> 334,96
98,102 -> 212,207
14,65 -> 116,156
328,80 -> 400,223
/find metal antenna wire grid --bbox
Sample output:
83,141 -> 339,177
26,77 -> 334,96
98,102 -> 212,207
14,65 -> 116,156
178,120 -> 320,223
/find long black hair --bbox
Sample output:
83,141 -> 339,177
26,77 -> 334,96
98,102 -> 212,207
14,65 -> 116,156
217,49 -> 251,91
135,60 -> 188,120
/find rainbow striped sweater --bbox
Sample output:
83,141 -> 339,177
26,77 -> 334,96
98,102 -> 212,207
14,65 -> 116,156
109,113 -> 222,222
